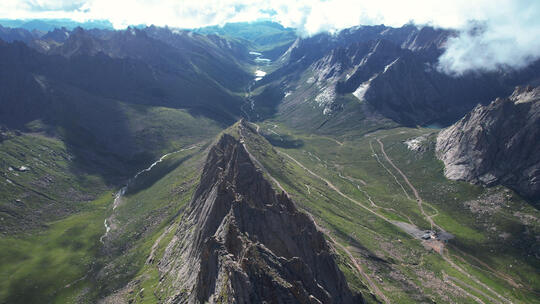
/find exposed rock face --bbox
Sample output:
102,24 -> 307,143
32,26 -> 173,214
268,24 -> 540,127
158,134 -> 361,303
436,86 -> 540,202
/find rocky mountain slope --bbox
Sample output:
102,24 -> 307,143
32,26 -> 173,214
0,26 -> 250,153
0,24 -> 39,43
0,26 -> 250,233
257,24 -> 540,129
157,132 -> 361,303
436,86 -> 540,202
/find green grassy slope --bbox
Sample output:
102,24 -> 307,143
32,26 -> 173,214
97,144 -> 210,303
5,118 -> 535,303
0,132 -> 108,234
244,121 -> 540,303
0,140 -> 210,303
0,193 -> 110,304
0,95 -> 223,302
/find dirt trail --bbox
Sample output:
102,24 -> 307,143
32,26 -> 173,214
373,138 -> 512,302
247,124 -> 513,304
279,146 -> 513,304
337,171 -> 415,224
240,127 -> 389,303
375,138 -> 438,230
369,141 -> 412,200
442,272 -> 487,304
326,232 -> 390,304
442,251 -> 512,304
320,135 -> 344,146
278,150 -> 394,225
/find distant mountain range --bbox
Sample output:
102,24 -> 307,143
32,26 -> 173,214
257,24 -> 540,128
0,18 -> 113,32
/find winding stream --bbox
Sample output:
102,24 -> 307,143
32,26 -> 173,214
100,146 -> 197,244
241,51 -> 271,121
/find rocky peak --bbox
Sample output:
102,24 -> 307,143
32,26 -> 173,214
42,27 -> 70,43
510,85 -> 540,104
158,132 -> 361,303
436,86 -> 540,202
52,27 -> 103,57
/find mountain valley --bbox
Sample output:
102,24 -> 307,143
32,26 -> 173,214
0,20 -> 539,304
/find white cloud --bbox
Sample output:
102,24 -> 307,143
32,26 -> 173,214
1,0 -> 539,74
0,0 -> 505,30
437,0 -> 540,75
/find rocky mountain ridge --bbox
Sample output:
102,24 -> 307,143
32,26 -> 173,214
157,131 -> 361,303
436,86 -> 540,202
264,24 -> 540,128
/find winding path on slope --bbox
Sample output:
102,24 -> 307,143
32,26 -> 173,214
278,150 -> 394,225
375,138 -> 439,230
280,147 -> 511,304
369,140 -> 412,200
373,137 -> 511,304
247,123 -> 512,303
239,126 -> 390,304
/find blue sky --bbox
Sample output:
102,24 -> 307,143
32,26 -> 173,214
1,0 -> 539,74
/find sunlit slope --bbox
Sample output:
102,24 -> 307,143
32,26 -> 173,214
245,121 -> 539,303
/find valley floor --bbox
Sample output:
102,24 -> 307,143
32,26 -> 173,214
1,120 -> 538,304
245,121 -> 540,304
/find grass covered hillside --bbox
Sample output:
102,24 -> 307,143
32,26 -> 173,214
245,121 -> 539,303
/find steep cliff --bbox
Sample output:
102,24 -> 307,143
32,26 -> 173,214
157,133 -> 362,303
436,86 -> 540,202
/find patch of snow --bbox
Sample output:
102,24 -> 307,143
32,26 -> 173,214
404,135 -> 427,151
249,51 -> 262,56
254,70 -> 266,82
284,91 -> 292,98
353,81 -> 371,101
383,58 -> 400,73
254,57 -> 271,64
353,74 -> 379,101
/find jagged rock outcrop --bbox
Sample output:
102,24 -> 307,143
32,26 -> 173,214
436,86 -> 540,202
158,133 -> 362,303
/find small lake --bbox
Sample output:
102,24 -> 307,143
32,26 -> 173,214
250,51 -> 271,81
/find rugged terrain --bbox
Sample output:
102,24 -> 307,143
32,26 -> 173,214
155,131 -> 360,303
0,21 -> 539,304
256,25 -> 540,129
437,86 -> 540,202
